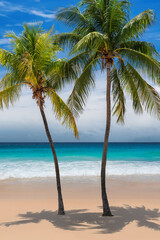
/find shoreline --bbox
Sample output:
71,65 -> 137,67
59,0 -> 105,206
1,173 -> 160,183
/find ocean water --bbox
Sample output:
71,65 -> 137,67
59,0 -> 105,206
0,143 -> 159,180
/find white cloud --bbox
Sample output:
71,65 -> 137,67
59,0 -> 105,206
0,1 -> 6,7
27,21 -> 43,26
0,65 -> 160,142
145,32 -> 160,41
6,21 -> 43,27
6,23 -> 22,27
30,10 -> 55,19
0,38 -> 10,45
0,1 -> 25,12
0,70 -> 159,142
0,1 -> 55,19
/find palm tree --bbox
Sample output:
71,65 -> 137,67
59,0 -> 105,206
0,24 -> 84,215
56,0 -> 160,216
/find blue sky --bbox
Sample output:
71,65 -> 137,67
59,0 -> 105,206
0,0 -> 160,142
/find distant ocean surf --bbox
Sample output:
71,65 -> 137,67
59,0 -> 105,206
0,143 -> 160,180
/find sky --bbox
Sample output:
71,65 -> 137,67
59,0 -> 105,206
0,0 -> 160,142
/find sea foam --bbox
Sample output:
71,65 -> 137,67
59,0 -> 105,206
0,160 -> 160,180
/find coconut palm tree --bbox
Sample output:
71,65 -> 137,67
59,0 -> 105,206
0,24 -> 86,215
56,0 -> 160,216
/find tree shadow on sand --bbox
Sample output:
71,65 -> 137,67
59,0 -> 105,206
1,206 -> 160,234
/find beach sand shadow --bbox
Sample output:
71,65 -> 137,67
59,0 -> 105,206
1,206 -> 160,234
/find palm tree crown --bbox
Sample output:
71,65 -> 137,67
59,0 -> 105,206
57,0 -> 160,121
0,24 -> 79,136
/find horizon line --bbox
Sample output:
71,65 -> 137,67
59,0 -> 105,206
0,142 -> 160,144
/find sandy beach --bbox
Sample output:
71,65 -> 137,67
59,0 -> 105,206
0,176 -> 160,240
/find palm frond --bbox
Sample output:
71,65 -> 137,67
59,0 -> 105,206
118,62 -> 143,114
119,41 -> 158,57
45,52 -> 90,91
0,84 -> 22,109
79,0 -> 105,31
0,73 -> 25,88
103,0 -> 129,35
5,32 -> 27,54
20,24 -> 43,56
54,33 -> 82,50
119,9 -> 155,41
47,88 -> 79,138
116,48 -> 160,83
111,66 -> 126,123
67,56 -> 99,117
0,49 -> 14,68
34,31 -> 57,73
17,51 -> 38,85
70,31 -> 107,54
125,63 -> 160,118
56,6 -> 96,32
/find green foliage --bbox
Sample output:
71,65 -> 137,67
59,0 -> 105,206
47,89 -> 79,138
0,24 -> 81,137
124,63 -> 160,118
56,0 -> 160,122
68,55 -> 97,117
0,84 -> 22,109
111,67 -> 126,123
119,10 -> 155,42
116,48 -> 160,83
70,32 -> 108,54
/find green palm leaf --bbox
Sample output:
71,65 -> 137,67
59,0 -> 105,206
54,33 -> 81,50
0,84 -> 22,109
67,56 -> 99,117
119,41 -> 158,57
111,66 -> 126,123
47,88 -> 79,138
125,63 -> 160,118
118,62 -> 143,114
116,48 -> 160,83
119,9 -> 155,42
71,32 -> 107,54
45,52 -> 90,90
57,6 -> 96,32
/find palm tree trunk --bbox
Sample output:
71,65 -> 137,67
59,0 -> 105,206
101,62 -> 113,216
39,102 -> 65,215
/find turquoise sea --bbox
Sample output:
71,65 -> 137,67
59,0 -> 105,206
0,143 -> 160,179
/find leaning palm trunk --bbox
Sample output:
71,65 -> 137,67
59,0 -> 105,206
39,100 -> 65,215
101,63 -> 112,216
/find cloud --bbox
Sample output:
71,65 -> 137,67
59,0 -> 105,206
0,73 -> 160,142
0,1 -> 25,13
6,23 -> 22,27
6,21 -> 43,27
0,1 -> 55,19
0,38 -> 10,45
30,10 -> 55,19
0,1 -> 6,6
26,21 -> 43,26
